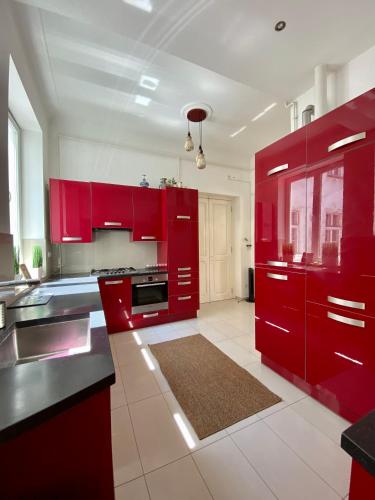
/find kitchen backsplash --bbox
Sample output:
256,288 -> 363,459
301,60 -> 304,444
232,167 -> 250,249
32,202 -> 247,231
54,231 -> 157,274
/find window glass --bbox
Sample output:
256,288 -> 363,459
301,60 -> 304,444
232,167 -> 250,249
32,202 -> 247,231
8,115 -> 21,253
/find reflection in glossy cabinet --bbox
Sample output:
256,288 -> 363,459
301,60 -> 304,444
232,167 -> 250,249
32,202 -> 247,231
98,277 -> 132,333
131,187 -> 163,242
49,178 -> 92,243
91,182 -> 133,229
255,267 -> 306,378
306,301 -> 375,421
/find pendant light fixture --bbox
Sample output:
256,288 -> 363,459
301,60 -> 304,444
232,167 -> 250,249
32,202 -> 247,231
184,120 -> 194,152
181,104 -> 212,170
196,121 -> 206,169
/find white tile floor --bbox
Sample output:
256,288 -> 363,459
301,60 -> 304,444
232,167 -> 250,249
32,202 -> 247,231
109,299 -> 351,500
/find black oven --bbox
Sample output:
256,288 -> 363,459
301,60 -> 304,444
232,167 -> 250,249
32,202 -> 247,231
131,274 -> 168,314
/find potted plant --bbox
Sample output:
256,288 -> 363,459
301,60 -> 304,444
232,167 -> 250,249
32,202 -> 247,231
13,246 -> 20,279
32,245 -> 43,279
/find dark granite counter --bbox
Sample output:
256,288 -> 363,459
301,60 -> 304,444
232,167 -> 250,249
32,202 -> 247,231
341,410 -> 375,477
0,285 -> 114,442
96,267 -> 168,280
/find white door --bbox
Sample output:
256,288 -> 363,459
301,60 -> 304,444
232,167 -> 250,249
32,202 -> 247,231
199,196 -> 233,303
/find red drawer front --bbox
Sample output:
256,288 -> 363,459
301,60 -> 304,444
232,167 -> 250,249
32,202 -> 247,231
131,309 -> 169,328
255,267 -> 306,378
169,293 -> 199,314
167,270 -> 199,282
98,277 -> 132,334
306,301 -> 375,420
255,127 -> 306,185
307,89 -> 375,165
165,187 -> 198,221
91,182 -> 133,229
169,278 -> 199,297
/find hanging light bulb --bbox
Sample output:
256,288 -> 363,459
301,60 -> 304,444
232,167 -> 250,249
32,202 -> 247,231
196,121 -> 206,169
184,120 -> 194,152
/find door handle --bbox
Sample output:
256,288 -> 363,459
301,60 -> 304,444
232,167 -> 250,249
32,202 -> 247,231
135,283 -> 166,288
178,274 -> 191,278
143,312 -> 159,318
267,260 -> 288,267
328,132 -> 366,153
266,273 -> 288,281
62,236 -> 82,242
104,221 -> 122,226
327,311 -> 365,328
178,296 -> 191,301
327,296 -> 365,310
176,215 -> 191,220
141,236 -> 156,240
178,281 -> 191,286
104,280 -> 123,285
178,267 -> 191,271
267,164 -> 288,177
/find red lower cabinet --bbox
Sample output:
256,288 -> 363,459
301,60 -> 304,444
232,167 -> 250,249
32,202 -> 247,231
169,278 -> 199,296
255,267 -> 306,379
306,301 -> 375,421
169,293 -> 199,314
98,277 -> 132,333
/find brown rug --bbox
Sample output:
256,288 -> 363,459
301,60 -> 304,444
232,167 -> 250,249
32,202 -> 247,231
149,334 -> 281,439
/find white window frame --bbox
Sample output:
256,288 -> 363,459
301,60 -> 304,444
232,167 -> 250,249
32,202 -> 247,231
8,112 -> 22,257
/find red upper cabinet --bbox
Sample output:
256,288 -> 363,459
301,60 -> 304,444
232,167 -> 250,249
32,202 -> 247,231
49,178 -> 92,243
131,187 -> 163,242
307,88 -> 375,165
255,127 -> 306,185
91,182 -> 133,229
165,187 -> 198,221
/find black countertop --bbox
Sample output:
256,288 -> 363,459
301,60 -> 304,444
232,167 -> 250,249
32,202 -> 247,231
96,267 -> 168,280
341,410 -> 375,477
0,286 -> 114,442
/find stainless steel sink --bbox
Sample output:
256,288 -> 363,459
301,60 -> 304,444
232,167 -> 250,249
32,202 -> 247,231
0,317 -> 91,368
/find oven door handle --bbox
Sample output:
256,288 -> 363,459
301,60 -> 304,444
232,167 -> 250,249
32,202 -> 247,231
135,282 -> 166,288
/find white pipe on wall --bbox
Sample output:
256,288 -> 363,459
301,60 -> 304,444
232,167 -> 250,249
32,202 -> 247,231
314,64 -> 328,118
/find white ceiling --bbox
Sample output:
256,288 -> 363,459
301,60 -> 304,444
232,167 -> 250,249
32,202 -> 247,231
11,0 -> 375,168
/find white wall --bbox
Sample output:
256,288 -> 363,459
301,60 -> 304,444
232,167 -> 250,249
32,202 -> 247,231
51,130 -> 252,298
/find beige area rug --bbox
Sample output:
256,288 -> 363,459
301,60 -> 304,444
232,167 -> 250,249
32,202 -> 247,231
149,334 -> 281,439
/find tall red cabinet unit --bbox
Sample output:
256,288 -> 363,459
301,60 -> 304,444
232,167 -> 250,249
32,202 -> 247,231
255,88 -> 375,423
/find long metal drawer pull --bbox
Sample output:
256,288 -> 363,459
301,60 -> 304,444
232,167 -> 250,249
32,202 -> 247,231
328,132 -> 366,153
176,215 -> 191,220
267,260 -> 288,268
327,311 -> 365,328
178,267 -> 191,271
178,281 -> 191,286
104,221 -> 122,226
141,236 -> 156,240
178,274 -> 191,278
327,296 -> 365,310
267,164 -> 289,177
266,273 -> 288,281
178,296 -> 192,301
62,236 -> 82,242
136,282 -> 166,288
143,312 -> 159,318
104,280 -> 123,285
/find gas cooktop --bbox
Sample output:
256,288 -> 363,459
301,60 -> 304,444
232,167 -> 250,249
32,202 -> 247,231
91,267 -> 136,276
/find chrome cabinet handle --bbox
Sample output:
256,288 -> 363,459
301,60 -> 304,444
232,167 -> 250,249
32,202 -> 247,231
327,296 -> 365,310
178,267 -> 191,271
178,274 -> 191,278
62,236 -> 82,242
135,282 -> 166,288
266,273 -> 288,281
178,281 -> 191,286
104,221 -> 122,226
267,164 -> 288,177
328,132 -> 366,153
327,311 -> 365,328
104,280 -> 123,285
178,296 -> 191,301
143,312 -> 159,318
176,215 -> 191,220
267,260 -> 288,268
141,236 -> 156,240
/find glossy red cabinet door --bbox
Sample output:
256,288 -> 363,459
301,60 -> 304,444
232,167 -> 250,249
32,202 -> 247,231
168,278 -> 199,297
131,187 -> 163,242
255,127 -> 306,185
306,301 -> 375,421
255,267 -> 306,378
91,182 -> 133,229
307,88 -> 375,165
255,171 -> 307,271
167,220 -> 199,277
165,187 -> 198,221
306,143 -> 375,316
98,277 -> 132,333
50,178 -> 92,243
169,293 -> 199,314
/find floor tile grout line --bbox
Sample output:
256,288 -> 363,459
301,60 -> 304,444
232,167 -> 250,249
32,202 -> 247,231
261,414 -> 347,498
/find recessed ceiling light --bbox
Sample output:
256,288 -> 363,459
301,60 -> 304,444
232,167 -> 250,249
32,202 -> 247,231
230,126 -> 247,138
123,0 -> 153,13
251,102 -> 277,122
274,20 -> 286,31
135,94 -> 151,106
139,75 -> 159,91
